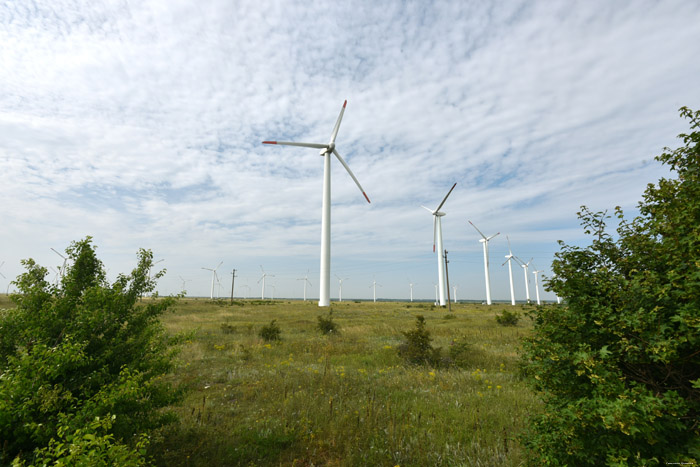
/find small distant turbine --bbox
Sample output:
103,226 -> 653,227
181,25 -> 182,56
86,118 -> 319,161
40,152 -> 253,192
51,247 -> 68,279
269,284 -> 276,300
0,261 -> 6,282
408,279 -> 415,302
201,261 -> 223,299
433,283 -> 438,305
469,221 -> 500,305
369,277 -> 382,303
263,100 -> 370,307
452,284 -> 458,303
297,271 -> 312,301
258,266 -> 275,300
179,275 -> 191,292
532,267 -> 543,305
335,275 -> 349,302
515,256 -> 533,303
422,183 -> 457,307
240,283 -> 251,300
502,236 -> 517,306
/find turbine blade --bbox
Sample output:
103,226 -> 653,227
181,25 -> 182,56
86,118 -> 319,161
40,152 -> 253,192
468,220 -> 487,239
329,100 -> 347,144
262,141 -> 327,149
434,182 -> 457,212
332,149 -> 370,203
507,235 -> 513,255
487,232 -> 500,241
421,205 -> 435,214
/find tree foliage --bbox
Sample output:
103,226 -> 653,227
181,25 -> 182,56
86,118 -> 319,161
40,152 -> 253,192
0,238 -> 183,464
520,107 -> 700,465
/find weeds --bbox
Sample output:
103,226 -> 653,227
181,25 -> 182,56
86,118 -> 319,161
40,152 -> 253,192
259,320 -> 282,341
495,309 -> 520,326
317,310 -> 340,335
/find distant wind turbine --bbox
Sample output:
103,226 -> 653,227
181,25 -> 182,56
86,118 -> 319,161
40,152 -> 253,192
258,266 -> 275,300
179,275 -> 191,292
408,279 -> 415,302
51,247 -> 68,279
0,261 -> 6,282
532,267 -> 543,305
452,284 -> 458,303
515,256 -> 533,303
297,271 -> 312,302
370,277 -> 382,303
469,221 -> 500,305
335,275 -> 349,302
240,283 -> 251,299
422,183 -> 456,307
433,283 -> 439,305
263,100 -> 370,307
502,236 -> 517,306
201,261 -> 223,299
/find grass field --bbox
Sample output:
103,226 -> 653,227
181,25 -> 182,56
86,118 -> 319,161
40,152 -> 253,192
143,298 -> 542,466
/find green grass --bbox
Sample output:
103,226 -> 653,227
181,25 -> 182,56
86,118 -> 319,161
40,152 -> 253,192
147,298 -> 542,466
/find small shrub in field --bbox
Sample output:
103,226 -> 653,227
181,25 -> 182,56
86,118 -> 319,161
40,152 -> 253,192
398,315 -> 442,366
495,309 -> 520,326
259,320 -> 281,342
220,323 -> 236,334
317,310 -> 340,335
443,313 -> 457,320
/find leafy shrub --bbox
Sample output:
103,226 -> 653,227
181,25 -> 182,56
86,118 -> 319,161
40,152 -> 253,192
0,238 -> 183,464
520,107 -> 700,465
495,309 -> 520,326
220,323 -> 237,334
259,320 -> 281,342
447,336 -> 473,368
398,315 -> 442,366
317,310 -> 340,335
442,313 -> 457,320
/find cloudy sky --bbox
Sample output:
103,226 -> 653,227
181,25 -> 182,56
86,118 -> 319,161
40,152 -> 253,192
1,0 -> 699,302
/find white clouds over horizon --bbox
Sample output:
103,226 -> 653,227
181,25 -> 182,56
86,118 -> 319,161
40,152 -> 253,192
1,0 -> 699,301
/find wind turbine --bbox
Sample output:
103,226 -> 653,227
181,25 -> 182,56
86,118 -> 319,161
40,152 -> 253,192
469,221 -> 500,305
515,256 -> 533,303
0,262 -> 6,286
452,284 -> 458,303
433,283 -> 438,305
269,284 -> 276,300
408,279 -> 415,302
532,267 -> 543,305
297,271 -> 312,302
422,183 -> 457,307
258,266 -> 274,300
335,275 -> 349,302
241,283 -> 251,299
201,261 -> 223,299
263,100 -> 370,307
370,277 -> 382,303
502,236 -> 517,306
51,247 -> 68,279
179,275 -> 191,292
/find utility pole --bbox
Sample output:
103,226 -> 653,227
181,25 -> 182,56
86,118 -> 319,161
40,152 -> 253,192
230,269 -> 237,304
444,250 -> 452,313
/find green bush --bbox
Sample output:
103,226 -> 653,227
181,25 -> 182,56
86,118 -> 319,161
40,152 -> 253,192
0,238 -> 183,464
259,320 -> 281,342
495,309 -> 520,326
520,107 -> 700,465
317,310 -> 340,335
398,315 -> 442,366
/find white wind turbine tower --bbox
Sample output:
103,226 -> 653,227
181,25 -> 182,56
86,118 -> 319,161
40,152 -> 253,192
452,284 -> 458,303
201,261 -> 223,299
0,261 -> 5,286
370,277 -> 381,303
408,279 -> 415,302
515,256 -> 533,303
532,267 -> 543,305
297,271 -> 312,302
335,275 -> 349,302
258,266 -> 275,300
433,283 -> 438,305
263,100 -> 371,307
469,221 -> 500,305
502,236 -> 518,306
422,183 -> 457,307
